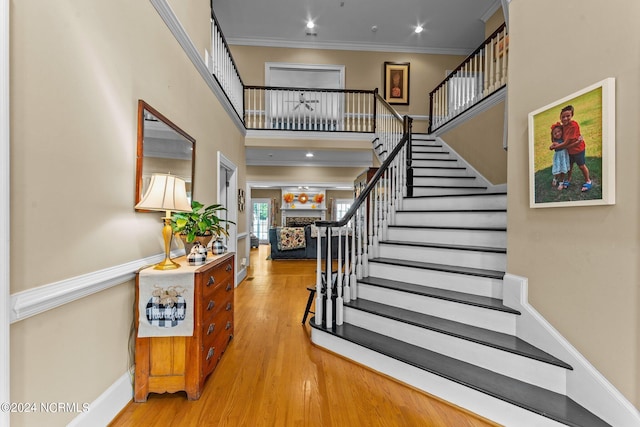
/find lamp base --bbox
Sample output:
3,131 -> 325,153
154,256 -> 180,270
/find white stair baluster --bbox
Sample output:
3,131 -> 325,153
314,229 -> 323,326
336,227 -> 343,325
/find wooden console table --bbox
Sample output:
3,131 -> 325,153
134,253 -> 235,402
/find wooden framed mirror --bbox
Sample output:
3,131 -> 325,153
135,100 -> 196,210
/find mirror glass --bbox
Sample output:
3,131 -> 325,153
136,100 -> 195,209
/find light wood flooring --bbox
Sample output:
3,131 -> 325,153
110,245 -> 500,426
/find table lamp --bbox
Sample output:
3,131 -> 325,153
135,173 -> 192,270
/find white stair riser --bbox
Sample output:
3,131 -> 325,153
412,153 -> 452,160
395,211 -> 506,228
402,195 -> 506,210
367,262 -> 503,299
345,308 -> 567,394
357,284 -> 513,334
412,168 -> 470,177
387,227 -> 506,248
378,244 -> 506,271
413,177 -> 478,187
310,330 -> 566,427
411,187 -> 488,196
411,159 -> 460,168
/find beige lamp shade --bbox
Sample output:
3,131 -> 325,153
136,173 -> 192,270
135,173 -> 192,213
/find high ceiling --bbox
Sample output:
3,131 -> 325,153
213,0 -> 504,187
212,0 -> 502,54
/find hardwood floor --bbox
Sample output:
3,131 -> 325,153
110,245 -> 500,427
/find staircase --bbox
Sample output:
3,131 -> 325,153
310,135 -> 610,427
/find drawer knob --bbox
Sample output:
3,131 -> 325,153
207,300 -> 215,311
225,302 -> 232,311
225,321 -> 232,330
207,276 -> 215,286
207,323 -> 216,335
225,264 -> 232,272
206,347 -> 215,361
226,283 -> 232,291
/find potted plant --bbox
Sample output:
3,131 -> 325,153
170,200 -> 234,254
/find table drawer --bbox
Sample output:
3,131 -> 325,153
200,279 -> 233,316
202,308 -> 233,345
199,260 -> 234,295
202,321 -> 234,375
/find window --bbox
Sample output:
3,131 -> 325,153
252,199 -> 271,243
334,199 -> 353,223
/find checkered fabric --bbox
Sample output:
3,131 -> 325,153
145,295 -> 187,328
188,251 -> 207,266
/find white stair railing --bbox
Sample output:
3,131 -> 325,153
244,86 -> 375,132
429,23 -> 508,134
313,115 -> 413,329
210,11 -> 244,121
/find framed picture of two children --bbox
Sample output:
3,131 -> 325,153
528,78 -> 615,208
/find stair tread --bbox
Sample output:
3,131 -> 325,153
389,224 -> 506,232
412,175 -> 477,179
411,166 -> 466,170
345,298 -> 571,369
358,275 -> 516,313
398,208 -> 505,213
411,185 -> 488,189
406,192 -> 506,198
381,240 -> 506,254
311,322 -> 609,427
371,257 -> 504,279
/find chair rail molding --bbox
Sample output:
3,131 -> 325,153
10,252 -> 176,323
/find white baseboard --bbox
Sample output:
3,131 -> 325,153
68,371 -> 132,427
503,273 -> 640,427
236,266 -> 247,286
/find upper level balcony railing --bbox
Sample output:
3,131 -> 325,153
211,7 -> 507,137
428,23 -> 508,134
244,86 -> 376,132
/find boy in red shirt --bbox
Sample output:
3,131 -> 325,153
549,105 -> 592,191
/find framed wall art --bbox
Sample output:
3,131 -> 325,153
528,77 -> 615,208
384,62 -> 410,105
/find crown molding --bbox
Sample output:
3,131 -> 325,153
150,0 -> 246,134
480,0 -> 503,23
226,37 -> 474,56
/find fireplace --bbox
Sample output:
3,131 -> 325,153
285,216 -> 321,227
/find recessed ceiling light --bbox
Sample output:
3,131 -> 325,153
415,25 -> 424,34
306,152 -> 314,158
306,20 -> 315,29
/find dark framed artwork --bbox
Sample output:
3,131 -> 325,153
384,62 -> 410,105
528,78 -> 615,208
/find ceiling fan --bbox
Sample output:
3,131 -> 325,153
286,93 -> 320,111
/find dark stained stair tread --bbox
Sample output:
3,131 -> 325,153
345,298 -> 570,369
357,275 -> 517,313
405,192 -> 506,198
370,257 -> 504,280
310,322 -> 610,427
388,224 -> 506,232
380,240 -> 506,254
397,208 -> 505,213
